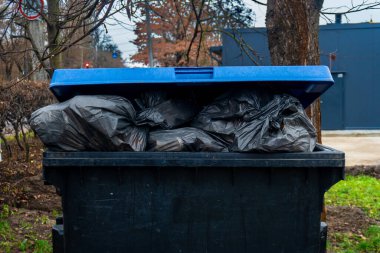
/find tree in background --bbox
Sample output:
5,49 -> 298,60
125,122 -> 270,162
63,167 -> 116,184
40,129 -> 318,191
0,0 -> 254,79
0,2 -> 27,81
0,0 -> 128,81
131,0 -> 254,66
265,0 -> 323,142
93,30 -> 125,67
61,29 -> 124,69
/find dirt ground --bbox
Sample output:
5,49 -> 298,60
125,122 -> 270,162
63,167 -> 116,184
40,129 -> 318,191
346,165 -> 380,179
327,206 -> 380,235
0,137 -> 379,251
0,139 -> 61,211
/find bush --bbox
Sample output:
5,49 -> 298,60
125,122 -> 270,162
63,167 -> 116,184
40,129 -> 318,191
0,81 -> 54,161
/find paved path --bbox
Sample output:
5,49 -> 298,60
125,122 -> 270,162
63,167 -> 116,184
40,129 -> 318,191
322,131 -> 380,167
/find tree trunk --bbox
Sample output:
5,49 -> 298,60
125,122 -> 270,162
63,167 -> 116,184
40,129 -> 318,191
13,123 -> 24,151
5,62 -> 13,81
47,0 -> 62,77
266,0 -> 324,143
29,20 -> 49,81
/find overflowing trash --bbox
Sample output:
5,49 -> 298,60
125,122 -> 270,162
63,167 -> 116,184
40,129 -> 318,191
136,99 -> 199,129
148,127 -> 228,152
192,90 -> 316,152
30,96 -> 147,151
30,89 -> 317,152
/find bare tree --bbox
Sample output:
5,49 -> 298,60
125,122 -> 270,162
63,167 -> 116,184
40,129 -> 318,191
0,0 -> 129,83
131,0 -> 255,66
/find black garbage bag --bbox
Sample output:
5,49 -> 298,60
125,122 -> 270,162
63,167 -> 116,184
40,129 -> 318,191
30,95 -> 147,151
135,91 -> 168,110
148,127 -> 228,152
192,89 -> 316,152
231,95 -> 316,152
192,89 -> 274,143
136,99 -> 200,129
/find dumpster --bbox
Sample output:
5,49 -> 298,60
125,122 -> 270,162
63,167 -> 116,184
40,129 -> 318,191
42,66 -> 345,253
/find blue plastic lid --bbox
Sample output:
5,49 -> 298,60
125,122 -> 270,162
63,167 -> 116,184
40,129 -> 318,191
50,66 -> 334,107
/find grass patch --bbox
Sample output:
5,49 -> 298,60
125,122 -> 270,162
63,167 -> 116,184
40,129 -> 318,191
326,175 -> 380,252
0,220 -> 11,240
33,240 -> 52,253
325,175 -> 380,219
2,131 -> 35,142
328,225 -> 380,253
0,205 -> 53,253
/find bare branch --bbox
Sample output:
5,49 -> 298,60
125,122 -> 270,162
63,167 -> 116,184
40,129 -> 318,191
321,0 -> 380,15
251,0 -> 267,6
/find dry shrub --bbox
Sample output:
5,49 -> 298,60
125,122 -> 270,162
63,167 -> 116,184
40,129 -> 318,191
0,81 -> 54,161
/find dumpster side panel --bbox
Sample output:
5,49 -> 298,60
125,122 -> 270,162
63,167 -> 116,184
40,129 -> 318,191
44,165 -> 342,253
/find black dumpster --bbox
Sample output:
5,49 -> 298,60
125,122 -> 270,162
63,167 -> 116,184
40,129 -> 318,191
42,66 -> 344,253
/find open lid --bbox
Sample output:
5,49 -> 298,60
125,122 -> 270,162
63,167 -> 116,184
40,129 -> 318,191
50,66 -> 334,108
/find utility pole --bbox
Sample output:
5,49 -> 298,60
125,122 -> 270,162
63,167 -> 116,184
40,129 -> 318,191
145,0 -> 154,67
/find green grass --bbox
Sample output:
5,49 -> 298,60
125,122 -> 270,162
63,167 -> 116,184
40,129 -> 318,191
328,225 -> 380,253
1,131 -> 35,142
18,238 -> 52,253
0,205 -> 53,253
326,175 -> 380,252
325,175 -> 380,219
33,240 -> 52,253
0,220 -> 12,240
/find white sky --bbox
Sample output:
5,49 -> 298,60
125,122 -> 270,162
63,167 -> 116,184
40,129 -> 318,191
107,0 -> 380,64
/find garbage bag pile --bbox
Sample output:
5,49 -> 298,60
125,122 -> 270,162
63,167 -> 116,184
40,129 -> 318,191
30,96 -> 147,151
192,90 -> 316,152
30,89 -> 316,152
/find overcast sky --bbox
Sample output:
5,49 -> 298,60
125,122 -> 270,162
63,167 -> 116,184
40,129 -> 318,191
107,0 -> 380,65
